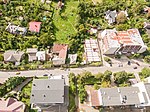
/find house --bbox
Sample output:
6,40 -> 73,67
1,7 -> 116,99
68,54 -> 77,64
144,22 -> 150,38
36,51 -> 46,61
4,50 -> 24,65
30,78 -> 64,109
133,82 -> 150,107
51,44 -> 68,65
6,23 -> 27,35
57,0 -> 64,10
27,48 -> 38,62
88,86 -> 144,108
98,87 -> 141,107
105,10 -> 128,24
144,6 -> 150,13
99,29 -> 147,55
0,97 -> 25,112
84,38 -> 101,63
105,10 -> 117,24
29,21 -> 42,33
87,81 -> 150,109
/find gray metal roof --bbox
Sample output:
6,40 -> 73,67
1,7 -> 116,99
144,83 -> 150,99
99,87 -> 140,106
4,50 -> 24,62
30,79 -> 64,104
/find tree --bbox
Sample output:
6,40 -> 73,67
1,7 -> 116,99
103,70 -> 112,82
139,67 -> 150,79
144,55 -> 150,63
95,72 -> 103,81
116,12 -> 127,24
113,71 -> 129,85
93,84 -> 100,90
69,73 -> 77,94
0,54 -> 4,61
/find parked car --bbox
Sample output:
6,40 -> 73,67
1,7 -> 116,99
135,62 -> 140,66
43,74 -> 48,76
133,67 -> 137,69
128,61 -> 131,65
15,72 -> 21,75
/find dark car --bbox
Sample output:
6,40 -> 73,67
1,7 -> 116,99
133,67 -> 137,69
135,62 -> 140,66
43,74 -> 48,76
128,61 -> 131,65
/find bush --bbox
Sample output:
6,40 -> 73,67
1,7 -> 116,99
0,54 -> 4,61
93,84 -> 100,90
144,55 -> 150,63
89,61 -> 103,66
104,57 -> 111,63
43,61 -> 53,69
0,77 -> 26,97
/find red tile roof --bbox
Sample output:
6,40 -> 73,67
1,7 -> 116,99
29,21 -> 42,33
90,90 -> 100,106
52,44 -> 68,59
0,98 -> 25,111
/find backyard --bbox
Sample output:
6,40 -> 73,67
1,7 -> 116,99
53,0 -> 79,43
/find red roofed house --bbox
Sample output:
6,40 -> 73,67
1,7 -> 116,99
51,44 -> 68,65
0,97 -> 25,112
29,22 -> 42,33
99,29 -> 147,55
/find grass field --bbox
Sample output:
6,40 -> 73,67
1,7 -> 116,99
53,0 -> 79,44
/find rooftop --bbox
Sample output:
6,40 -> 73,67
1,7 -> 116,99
30,79 -> 64,104
6,23 -> 27,35
84,38 -> 101,62
4,50 -> 24,62
0,98 -> 25,111
101,29 -> 145,47
90,90 -> 100,106
52,44 -> 68,60
26,48 -> 38,53
29,21 -> 42,33
99,87 -> 141,106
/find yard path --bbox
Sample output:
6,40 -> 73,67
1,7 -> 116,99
5,78 -> 32,96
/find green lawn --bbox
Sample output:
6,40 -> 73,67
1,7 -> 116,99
21,80 -> 32,106
53,0 -> 79,44
69,90 -> 76,112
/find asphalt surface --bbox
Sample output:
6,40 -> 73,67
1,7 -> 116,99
0,64 -> 149,78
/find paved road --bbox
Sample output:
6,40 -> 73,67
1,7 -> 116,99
0,64 -> 149,79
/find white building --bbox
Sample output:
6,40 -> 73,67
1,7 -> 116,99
100,29 -> 147,55
84,38 -> 101,63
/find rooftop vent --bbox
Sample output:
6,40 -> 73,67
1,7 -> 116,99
32,94 -> 34,97
33,84 -> 36,86
103,92 -> 106,95
118,88 -> 120,93
47,86 -> 50,88
43,95 -> 46,97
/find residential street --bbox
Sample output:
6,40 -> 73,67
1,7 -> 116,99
0,63 -> 149,79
